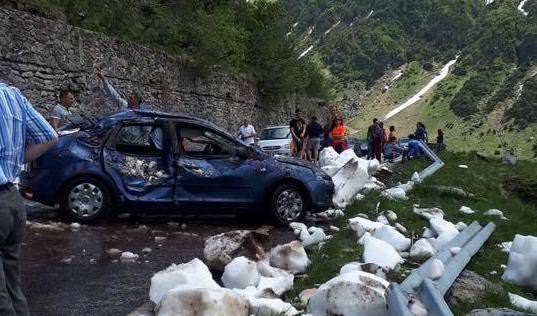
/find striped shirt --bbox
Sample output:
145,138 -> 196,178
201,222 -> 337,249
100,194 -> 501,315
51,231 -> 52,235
0,82 -> 58,185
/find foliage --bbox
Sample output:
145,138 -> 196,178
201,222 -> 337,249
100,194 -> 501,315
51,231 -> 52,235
11,0 -> 328,99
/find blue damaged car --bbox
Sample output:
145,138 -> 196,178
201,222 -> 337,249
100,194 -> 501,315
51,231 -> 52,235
20,111 -> 334,225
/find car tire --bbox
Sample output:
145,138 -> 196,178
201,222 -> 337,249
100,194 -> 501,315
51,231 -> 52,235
269,184 -> 307,226
60,177 -> 111,223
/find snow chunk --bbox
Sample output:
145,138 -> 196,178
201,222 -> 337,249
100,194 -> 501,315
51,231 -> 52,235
422,227 -> 436,238
248,297 -> 299,316
410,239 -> 436,260
413,205 -> 445,219
349,216 -> 385,238
409,298 -> 428,316
449,247 -> 462,256
381,187 -> 408,200
455,222 -> 468,231
458,164 -> 469,169
307,271 -> 389,316
385,210 -> 398,222
459,206 -> 475,214
270,241 -> 310,274
222,257 -> 260,289
502,235 -> 537,290
149,258 -> 220,305
340,262 -> 363,275
498,241 -> 512,253
120,251 -> 139,263
411,172 -> 421,183
509,293 -> 537,314
363,235 -> 404,270
332,159 -> 371,208
156,288 -> 249,316
425,259 -> 445,280
395,223 -> 408,234
319,147 -> 339,167
256,261 -> 294,296
376,215 -> 390,225
373,225 -> 411,252
484,209 -> 508,220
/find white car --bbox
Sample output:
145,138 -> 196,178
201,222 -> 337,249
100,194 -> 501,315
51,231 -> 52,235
257,126 -> 292,156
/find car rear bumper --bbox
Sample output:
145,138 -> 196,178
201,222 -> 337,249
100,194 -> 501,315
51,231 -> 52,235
306,178 -> 334,212
19,169 -> 62,206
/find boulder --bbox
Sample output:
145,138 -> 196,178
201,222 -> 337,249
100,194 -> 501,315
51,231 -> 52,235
203,228 -> 271,270
156,288 -> 249,316
222,257 -> 260,289
269,241 -> 310,274
307,271 -> 389,316
149,258 -> 220,305
447,270 -> 502,306
502,234 -> 537,290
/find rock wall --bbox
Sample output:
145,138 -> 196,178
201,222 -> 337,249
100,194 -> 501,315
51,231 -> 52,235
0,8 -> 322,132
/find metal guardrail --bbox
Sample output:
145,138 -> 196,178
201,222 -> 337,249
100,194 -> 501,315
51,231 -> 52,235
418,140 -> 445,180
387,221 -> 496,316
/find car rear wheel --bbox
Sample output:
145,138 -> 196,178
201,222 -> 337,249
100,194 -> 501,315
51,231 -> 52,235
61,177 -> 111,223
269,184 -> 307,226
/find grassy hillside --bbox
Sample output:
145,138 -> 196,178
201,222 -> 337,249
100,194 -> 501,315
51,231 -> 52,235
290,151 -> 537,315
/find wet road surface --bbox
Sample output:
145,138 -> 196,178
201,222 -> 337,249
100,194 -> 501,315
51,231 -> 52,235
22,202 -> 294,316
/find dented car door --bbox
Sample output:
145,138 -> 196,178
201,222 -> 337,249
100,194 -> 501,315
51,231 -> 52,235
102,121 -> 176,205
174,124 -> 259,210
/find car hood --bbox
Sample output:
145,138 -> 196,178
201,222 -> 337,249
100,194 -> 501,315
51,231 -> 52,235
274,156 -> 319,171
258,139 -> 289,147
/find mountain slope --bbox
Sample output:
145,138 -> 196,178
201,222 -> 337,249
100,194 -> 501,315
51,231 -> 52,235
284,0 -> 537,158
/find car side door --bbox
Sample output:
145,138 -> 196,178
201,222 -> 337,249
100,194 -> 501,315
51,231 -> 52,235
174,123 -> 261,210
102,120 -> 176,205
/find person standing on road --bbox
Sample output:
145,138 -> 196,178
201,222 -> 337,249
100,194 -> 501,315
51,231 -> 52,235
96,68 -> 148,112
304,115 -> 323,161
49,88 -> 77,130
289,110 -> 306,158
237,120 -> 256,146
330,116 -> 348,154
366,118 -> 378,159
0,82 -> 58,316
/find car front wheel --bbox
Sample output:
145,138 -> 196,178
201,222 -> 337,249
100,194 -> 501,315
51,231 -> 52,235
269,184 -> 307,226
61,177 -> 111,223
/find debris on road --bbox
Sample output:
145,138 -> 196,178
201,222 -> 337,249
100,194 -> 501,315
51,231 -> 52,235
120,252 -> 139,263
26,220 -> 68,232
105,248 -> 122,256
203,228 -> 271,270
157,288 -> 249,316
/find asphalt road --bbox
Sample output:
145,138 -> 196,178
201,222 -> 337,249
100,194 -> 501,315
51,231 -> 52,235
21,202 -> 294,316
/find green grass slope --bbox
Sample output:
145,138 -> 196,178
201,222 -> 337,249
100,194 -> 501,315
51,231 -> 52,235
290,151 -> 537,315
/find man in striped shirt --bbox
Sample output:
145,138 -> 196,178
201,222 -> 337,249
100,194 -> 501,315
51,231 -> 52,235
0,82 -> 58,316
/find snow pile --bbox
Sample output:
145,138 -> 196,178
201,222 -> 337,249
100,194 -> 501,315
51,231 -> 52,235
307,271 -> 389,316
319,148 -> 384,208
410,239 -> 436,260
270,241 -> 310,274
157,288 -> 249,316
381,187 -> 408,200
424,259 -> 445,280
502,234 -> 537,290
459,206 -> 476,214
372,225 -> 411,252
484,209 -> 508,220
508,293 -> 537,314
256,261 -> 294,296
149,258 -> 220,305
518,0 -> 530,16
413,205 -> 445,219
348,216 -> 385,238
222,257 -> 260,289
362,234 -> 404,270
289,223 -> 328,248
246,297 -> 299,316
120,251 -> 139,263
119,157 -> 168,183
428,218 -> 459,250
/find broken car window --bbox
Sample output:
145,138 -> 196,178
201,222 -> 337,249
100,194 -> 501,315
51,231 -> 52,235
180,127 -> 237,158
116,124 -> 164,155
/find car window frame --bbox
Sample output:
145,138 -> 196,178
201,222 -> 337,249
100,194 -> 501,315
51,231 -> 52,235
107,121 -> 168,157
175,123 -> 243,160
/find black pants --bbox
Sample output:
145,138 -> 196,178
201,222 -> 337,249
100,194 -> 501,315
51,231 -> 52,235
0,188 -> 29,316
